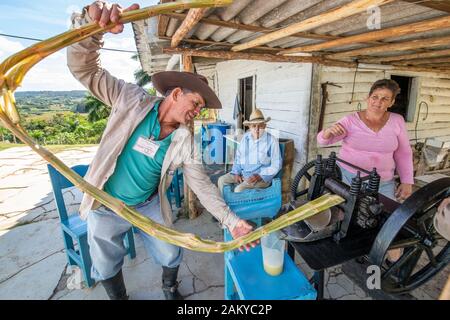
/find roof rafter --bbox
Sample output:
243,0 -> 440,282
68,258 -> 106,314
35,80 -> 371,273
328,35 -> 450,59
171,8 -> 208,48
230,0 -> 394,52
279,15 -> 450,55
403,0 -> 450,14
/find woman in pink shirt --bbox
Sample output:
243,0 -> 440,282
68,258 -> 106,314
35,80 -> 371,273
317,79 -> 414,201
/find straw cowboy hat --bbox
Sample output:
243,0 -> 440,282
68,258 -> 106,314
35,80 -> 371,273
152,71 -> 222,109
243,108 -> 271,126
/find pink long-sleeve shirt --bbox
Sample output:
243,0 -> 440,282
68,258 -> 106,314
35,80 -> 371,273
317,112 -> 414,184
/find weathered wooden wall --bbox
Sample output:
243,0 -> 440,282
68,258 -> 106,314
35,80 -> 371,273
314,65 -> 450,160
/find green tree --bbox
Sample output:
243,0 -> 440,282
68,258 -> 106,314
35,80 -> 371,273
29,130 -> 44,143
0,126 -> 8,142
84,93 -> 111,122
134,69 -> 152,87
131,53 -> 152,87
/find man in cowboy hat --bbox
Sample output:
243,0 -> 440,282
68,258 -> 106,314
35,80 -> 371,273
67,1 -> 258,300
218,108 -> 282,194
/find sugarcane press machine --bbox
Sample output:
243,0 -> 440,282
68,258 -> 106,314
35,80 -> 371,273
284,152 -> 450,297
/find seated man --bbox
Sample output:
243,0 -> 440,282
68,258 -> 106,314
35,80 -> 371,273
218,108 -> 282,194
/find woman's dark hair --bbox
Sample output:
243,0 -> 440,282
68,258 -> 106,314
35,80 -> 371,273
369,79 -> 401,100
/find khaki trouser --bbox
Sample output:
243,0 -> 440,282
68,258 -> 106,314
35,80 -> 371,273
218,173 -> 270,195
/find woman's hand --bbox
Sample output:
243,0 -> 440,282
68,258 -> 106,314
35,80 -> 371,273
395,183 -> 412,201
322,123 -> 346,140
87,1 -> 140,33
230,219 -> 259,252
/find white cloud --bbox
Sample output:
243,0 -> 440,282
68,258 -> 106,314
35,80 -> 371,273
0,36 -> 25,57
1,35 -> 140,91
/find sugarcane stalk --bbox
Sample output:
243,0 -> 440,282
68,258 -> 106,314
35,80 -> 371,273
0,0 -> 345,253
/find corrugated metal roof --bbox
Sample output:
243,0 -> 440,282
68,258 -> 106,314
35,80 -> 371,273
133,0 -> 450,74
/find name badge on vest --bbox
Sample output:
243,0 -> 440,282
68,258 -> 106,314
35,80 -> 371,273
133,136 -> 159,158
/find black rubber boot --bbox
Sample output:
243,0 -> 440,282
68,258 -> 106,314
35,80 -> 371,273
162,266 -> 183,300
100,269 -> 129,300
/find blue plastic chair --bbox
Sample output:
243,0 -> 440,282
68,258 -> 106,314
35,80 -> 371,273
221,143 -> 317,300
47,164 -> 136,287
167,168 -> 184,209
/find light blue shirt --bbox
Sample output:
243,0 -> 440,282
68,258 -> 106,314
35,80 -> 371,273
231,131 -> 282,183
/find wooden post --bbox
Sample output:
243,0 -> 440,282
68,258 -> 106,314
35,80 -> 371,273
307,64 -> 322,163
280,139 -> 295,205
181,54 -> 201,219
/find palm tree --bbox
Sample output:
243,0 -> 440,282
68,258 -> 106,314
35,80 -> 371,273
134,69 -> 152,87
84,93 -> 111,123
131,53 -> 152,87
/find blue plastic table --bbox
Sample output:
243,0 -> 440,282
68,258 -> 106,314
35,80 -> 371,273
225,245 -> 317,300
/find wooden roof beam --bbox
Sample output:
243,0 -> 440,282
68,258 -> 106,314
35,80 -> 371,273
328,35 -> 450,59
403,0 -> 450,14
163,48 -> 450,74
389,63 -> 450,73
163,47 -> 357,68
390,56 -> 450,66
171,8 -> 208,48
279,15 -> 450,55
157,0 -> 174,37
230,0 -> 394,52
159,35 -> 281,52
360,48 -> 450,63
162,12 -> 342,41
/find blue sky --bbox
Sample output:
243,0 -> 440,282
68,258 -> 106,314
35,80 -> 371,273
0,1 -> 158,91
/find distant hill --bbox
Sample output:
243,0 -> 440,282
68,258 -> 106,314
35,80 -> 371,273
15,90 -> 87,99
14,90 -> 88,116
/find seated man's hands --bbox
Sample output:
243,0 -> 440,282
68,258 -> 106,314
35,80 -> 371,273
230,219 -> 259,252
87,1 -> 140,33
246,174 -> 262,185
233,173 -> 243,184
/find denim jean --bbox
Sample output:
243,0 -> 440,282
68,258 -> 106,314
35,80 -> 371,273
339,165 -> 396,200
87,195 -> 183,281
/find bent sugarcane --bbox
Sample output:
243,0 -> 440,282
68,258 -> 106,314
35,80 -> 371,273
0,0 -> 345,252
